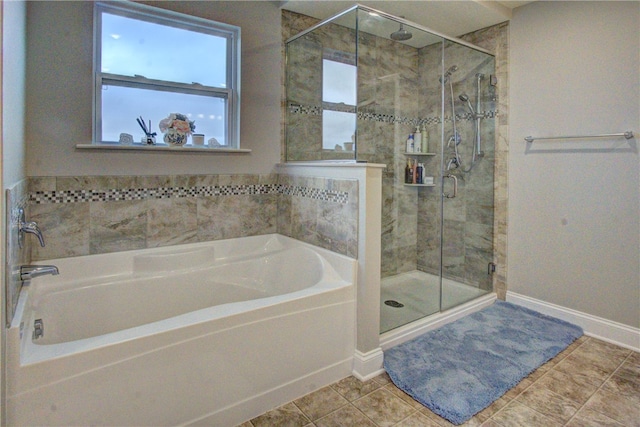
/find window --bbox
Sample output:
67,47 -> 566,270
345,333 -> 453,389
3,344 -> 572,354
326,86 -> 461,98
322,55 -> 356,150
94,2 -> 240,147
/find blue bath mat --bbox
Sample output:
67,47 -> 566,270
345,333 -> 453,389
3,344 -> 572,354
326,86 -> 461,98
383,301 -> 583,425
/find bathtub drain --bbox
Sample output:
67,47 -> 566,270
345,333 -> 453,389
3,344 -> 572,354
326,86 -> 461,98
384,300 -> 404,308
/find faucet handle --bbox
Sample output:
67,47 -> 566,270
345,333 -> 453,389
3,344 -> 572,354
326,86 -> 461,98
21,221 -> 45,247
17,208 -> 45,247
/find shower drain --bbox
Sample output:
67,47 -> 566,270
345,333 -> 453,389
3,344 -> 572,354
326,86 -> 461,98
384,300 -> 404,308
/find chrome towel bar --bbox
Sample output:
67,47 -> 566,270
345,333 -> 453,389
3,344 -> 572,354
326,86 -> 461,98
524,131 -> 634,143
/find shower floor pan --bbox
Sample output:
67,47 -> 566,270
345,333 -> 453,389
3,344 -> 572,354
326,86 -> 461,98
380,270 -> 488,333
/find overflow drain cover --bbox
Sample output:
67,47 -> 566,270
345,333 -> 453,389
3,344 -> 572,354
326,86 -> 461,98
384,300 -> 404,308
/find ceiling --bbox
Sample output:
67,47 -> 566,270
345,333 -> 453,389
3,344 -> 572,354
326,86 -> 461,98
279,1 -> 533,40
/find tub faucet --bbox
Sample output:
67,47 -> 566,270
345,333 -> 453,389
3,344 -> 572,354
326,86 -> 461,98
20,265 -> 59,281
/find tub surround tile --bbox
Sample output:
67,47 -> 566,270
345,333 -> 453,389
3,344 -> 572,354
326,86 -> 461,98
197,194 -> 277,241
146,198 -> 198,247
89,200 -> 148,254
26,174 -> 357,261
30,201 -> 90,259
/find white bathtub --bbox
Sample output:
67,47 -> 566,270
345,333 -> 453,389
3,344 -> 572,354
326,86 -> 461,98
6,234 -> 357,426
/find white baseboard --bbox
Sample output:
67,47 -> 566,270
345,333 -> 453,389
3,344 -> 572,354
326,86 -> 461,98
352,348 -> 385,381
507,291 -> 640,352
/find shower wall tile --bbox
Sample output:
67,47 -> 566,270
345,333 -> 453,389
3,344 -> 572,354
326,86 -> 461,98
459,22 -> 509,297
26,173 -> 357,261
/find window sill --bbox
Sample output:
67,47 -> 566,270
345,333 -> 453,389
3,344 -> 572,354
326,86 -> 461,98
76,144 -> 251,154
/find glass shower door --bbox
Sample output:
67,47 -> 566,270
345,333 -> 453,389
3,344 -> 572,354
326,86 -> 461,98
439,41 -> 496,311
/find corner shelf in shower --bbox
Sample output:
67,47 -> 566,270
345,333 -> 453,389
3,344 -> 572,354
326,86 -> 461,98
404,183 -> 436,187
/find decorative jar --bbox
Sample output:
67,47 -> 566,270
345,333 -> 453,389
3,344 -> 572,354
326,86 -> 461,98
163,129 -> 188,146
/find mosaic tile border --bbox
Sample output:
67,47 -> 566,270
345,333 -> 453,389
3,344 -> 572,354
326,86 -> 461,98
30,184 -> 349,205
289,103 -> 498,126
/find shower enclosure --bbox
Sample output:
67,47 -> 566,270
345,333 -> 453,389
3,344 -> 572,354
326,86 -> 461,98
285,6 -> 496,334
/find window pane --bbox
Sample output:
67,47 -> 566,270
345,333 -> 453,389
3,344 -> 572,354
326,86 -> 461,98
101,85 -> 227,145
322,111 -> 355,150
323,60 -> 356,105
102,13 -> 227,88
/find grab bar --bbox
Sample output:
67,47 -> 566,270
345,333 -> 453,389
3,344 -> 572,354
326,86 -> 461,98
524,131 -> 634,143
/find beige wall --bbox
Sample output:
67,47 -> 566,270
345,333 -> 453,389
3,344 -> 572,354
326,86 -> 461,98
3,0 -> 26,187
509,1 -> 640,327
25,1 -> 282,177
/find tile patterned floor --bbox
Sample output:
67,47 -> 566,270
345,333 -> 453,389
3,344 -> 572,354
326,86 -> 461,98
239,336 -> 640,427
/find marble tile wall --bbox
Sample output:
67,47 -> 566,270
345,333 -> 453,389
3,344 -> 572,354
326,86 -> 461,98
5,179 -> 30,325
25,173 -> 358,261
284,11 -> 357,162
282,10 -> 508,294
357,36 -> 423,278
277,173 -> 359,259
417,38 -> 497,291
459,22 -> 509,298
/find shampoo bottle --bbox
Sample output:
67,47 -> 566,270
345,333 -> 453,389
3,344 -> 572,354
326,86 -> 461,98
405,134 -> 414,153
405,159 -> 413,184
421,125 -> 429,153
417,163 -> 425,184
414,127 -> 422,152
407,133 -> 415,153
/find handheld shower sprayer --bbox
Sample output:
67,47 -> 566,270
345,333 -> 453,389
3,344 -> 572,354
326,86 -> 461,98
459,94 -> 477,117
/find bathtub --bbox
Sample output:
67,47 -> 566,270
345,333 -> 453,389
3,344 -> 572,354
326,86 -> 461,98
6,234 -> 357,426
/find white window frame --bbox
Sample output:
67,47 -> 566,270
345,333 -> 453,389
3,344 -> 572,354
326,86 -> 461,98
93,1 -> 241,147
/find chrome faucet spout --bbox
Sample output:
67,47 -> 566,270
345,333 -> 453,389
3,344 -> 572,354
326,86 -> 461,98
20,265 -> 59,282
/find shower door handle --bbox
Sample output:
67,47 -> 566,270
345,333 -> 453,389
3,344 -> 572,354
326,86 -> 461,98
443,174 -> 458,198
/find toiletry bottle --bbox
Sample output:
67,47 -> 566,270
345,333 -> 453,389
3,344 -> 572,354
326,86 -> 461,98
412,160 -> 417,184
405,159 -> 412,184
414,127 -> 422,152
421,125 -> 428,153
417,163 -> 424,184
405,134 -> 414,153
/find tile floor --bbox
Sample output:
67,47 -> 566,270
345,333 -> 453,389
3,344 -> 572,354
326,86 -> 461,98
239,336 -> 639,427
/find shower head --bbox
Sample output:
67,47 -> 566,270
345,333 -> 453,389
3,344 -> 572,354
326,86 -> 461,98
440,65 -> 458,83
390,23 -> 413,41
445,65 -> 459,76
459,93 -> 476,115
